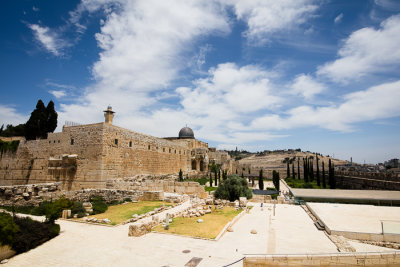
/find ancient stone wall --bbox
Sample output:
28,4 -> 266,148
336,175 -> 400,190
0,123 -> 200,190
0,182 -> 163,206
100,124 -> 190,180
106,176 -> 207,197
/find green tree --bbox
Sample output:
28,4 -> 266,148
214,175 -> 252,201
179,169 -> 183,182
209,172 -> 213,187
328,159 -> 335,189
310,158 -> 314,182
286,161 -> 290,178
45,100 -> 58,134
25,100 -> 58,140
316,156 -> 321,187
304,158 -> 309,183
258,169 -> 264,190
0,213 -> 19,246
297,159 -> 300,180
273,170 -> 280,192
331,161 -> 336,189
322,161 -> 327,188
292,163 -> 295,179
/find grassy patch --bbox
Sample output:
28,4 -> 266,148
85,201 -> 170,224
153,206 -> 241,239
205,186 -> 217,192
186,177 -> 208,185
285,177 -> 328,189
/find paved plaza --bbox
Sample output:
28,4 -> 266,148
5,201 -> 400,266
307,202 -> 400,234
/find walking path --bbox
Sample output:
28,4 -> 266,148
6,201 -> 395,267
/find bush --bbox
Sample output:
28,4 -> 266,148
91,196 -> 108,214
0,212 -> 19,246
214,175 -> 252,202
71,202 -> 86,218
12,216 -> 59,254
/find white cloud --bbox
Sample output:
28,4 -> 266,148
226,0 -> 318,44
28,24 -> 66,56
252,80 -> 400,132
0,105 -> 28,127
318,14 -> 400,83
49,90 -> 67,99
290,74 -> 325,100
57,0 -> 230,130
375,0 -> 400,11
334,13 -> 343,24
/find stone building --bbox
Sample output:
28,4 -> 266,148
0,107 -> 232,190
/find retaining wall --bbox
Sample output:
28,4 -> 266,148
244,252 -> 400,266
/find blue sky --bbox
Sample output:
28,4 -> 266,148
1,0 -> 400,164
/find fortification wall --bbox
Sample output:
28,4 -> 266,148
0,123 -> 196,190
0,123 -> 105,190
100,124 -> 190,178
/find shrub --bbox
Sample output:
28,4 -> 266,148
12,216 -> 59,254
91,196 -> 108,214
45,197 -> 74,223
214,175 -> 252,202
123,197 -> 132,202
71,202 -> 86,218
0,212 -> 19,246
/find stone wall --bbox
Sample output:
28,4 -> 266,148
0,182 -> 162,206
0,123 -> 196,190
336,175 -> 400,190
106,175 -> 207,197
243,252 -> 400,266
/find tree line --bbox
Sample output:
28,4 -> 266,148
0,100 -> 58,140
286,155 -> 336,189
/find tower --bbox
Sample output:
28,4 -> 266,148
104,106 -> 115,124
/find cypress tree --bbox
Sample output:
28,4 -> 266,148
45,100 -> 58,134
328,159 -> 333,188
179,169 -> 183,182
331,162 -> 336,189
209,172 -> 213,187
316,156 -> 320,187
286,161 -> 290,178
297,159 -> 300,180
322,161 -> 326,188
310,158 -> 314,182
25,100 -> 47,140
292,163 -> 295,179
218,170 -> 221,185
304,157 -> 309,183
241,172 -> 244,178
273,170 -> 280,192
258,169 -> 264,190
214,169 -> 218,186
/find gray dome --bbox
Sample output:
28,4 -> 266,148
179,127 -> 194,139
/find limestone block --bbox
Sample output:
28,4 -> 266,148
239,197 -> 247,207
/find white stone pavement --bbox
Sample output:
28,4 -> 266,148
6,201 -> 396,267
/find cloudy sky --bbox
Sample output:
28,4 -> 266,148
1,0 -> 400,163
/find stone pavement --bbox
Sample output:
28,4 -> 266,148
5,202 -> 394,267
307,202 -> 400,234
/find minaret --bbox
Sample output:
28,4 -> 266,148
103,106 -> 115,124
